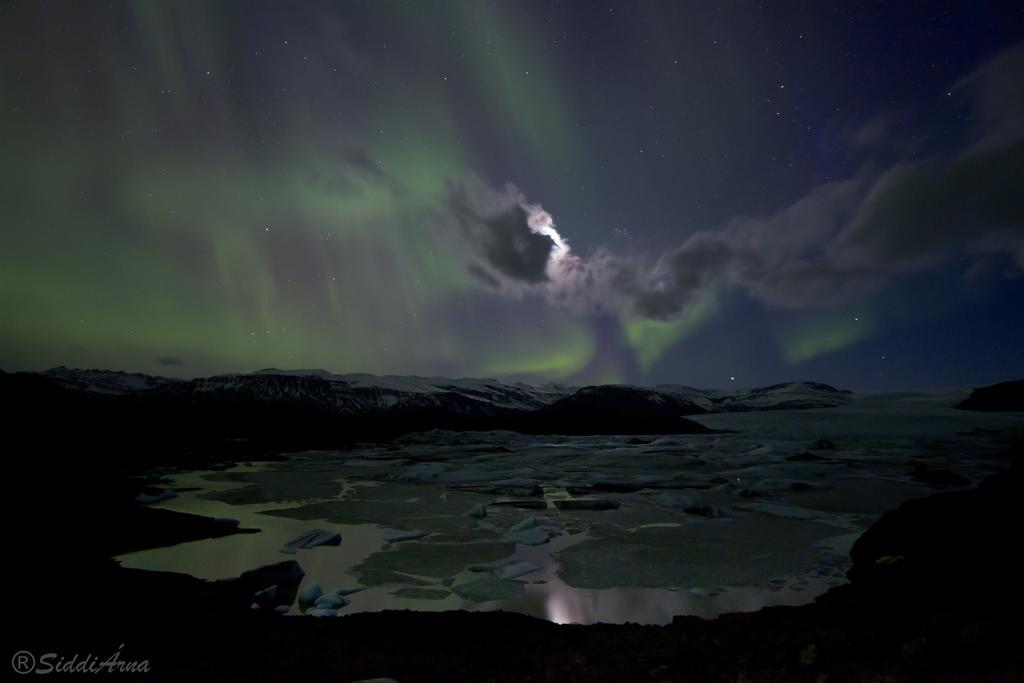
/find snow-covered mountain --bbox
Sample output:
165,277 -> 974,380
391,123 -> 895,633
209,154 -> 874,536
36,367 -> 852,416
38,367 -> 574,416
655,381 -> 854,412
256,369 -> 573,412
42,366 -> 183,394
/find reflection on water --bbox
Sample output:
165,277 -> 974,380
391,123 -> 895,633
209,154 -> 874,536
541,580 -> 833,625
117,464 -> 847,625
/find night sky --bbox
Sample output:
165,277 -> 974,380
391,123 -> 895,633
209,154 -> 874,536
1,1 -> 1022,390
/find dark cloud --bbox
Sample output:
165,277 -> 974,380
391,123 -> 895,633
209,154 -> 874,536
454,43 -> 1024,321
626,45 -> 1023,317
448,181 -> 556,285
623,138 -> 1022,316
158,356 -> 186,367
835,142 -> 1024,273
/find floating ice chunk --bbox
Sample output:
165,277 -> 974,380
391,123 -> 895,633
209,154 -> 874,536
468,559 -> 542,579
554,498 -> 620,511
281,529 -> 342,554
495,561 -> 542,580
507,526 -> 549,545
741,501 -> 824,520
253,585 -> 278,602
393,587 -> 449,600
508,516 -> 538,533
382,529 -> 429,543
452,577 -> 526,602
649,492 -> 696,509
313,593 -> 350,610
298,583 -> 323,604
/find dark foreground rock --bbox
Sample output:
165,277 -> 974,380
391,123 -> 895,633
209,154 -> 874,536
957,379 -> 1024,412
101,496 -> 260,557
851,450 -> 1021,594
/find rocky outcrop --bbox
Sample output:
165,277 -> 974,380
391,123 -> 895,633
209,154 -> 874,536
512,385 -> 714,435
849,446 -> 1021,604
957,379 -> 1024,411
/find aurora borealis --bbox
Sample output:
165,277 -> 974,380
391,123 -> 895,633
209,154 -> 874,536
1,1 -> 1022,389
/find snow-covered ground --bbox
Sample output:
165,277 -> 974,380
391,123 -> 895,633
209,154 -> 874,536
117,391 -> 1023,624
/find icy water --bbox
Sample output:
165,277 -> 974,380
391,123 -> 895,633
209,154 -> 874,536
117,391 -> 1022,625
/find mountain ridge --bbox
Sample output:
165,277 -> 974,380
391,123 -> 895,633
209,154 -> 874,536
36,366 -> 853,415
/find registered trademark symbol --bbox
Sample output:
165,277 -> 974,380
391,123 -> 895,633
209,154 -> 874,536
11,650 -> 36,674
